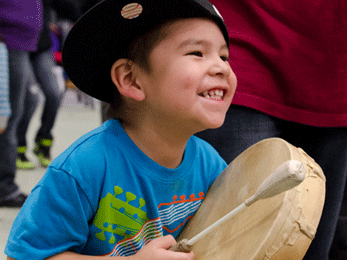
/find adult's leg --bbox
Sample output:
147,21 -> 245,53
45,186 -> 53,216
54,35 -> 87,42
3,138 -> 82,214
195,105 -> 283,163
17,71 -> 40,147
283,125 -> 347,260
31,50 -> 64,140
330,182 -> 347,260
0,50 -> 31,201
15,79 -> 40,170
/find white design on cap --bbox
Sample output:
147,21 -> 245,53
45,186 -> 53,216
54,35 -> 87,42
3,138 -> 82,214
212,5 -> 224,21
121,3 -> 143,19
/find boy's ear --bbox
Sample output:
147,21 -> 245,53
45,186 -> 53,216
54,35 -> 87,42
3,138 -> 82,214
110,59 -> 145,101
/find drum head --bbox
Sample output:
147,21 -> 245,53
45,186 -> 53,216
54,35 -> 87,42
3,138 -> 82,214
177,138 -> 325,259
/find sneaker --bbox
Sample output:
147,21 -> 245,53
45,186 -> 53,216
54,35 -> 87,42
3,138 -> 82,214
0,191 -> 27,208
16,146 -> 36,170
34,138 -> 53,167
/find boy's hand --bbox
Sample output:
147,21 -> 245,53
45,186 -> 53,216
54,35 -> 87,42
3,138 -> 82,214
130,235 -> 194,260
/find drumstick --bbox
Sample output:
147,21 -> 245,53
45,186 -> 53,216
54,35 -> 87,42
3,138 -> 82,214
170,159 -> 306,252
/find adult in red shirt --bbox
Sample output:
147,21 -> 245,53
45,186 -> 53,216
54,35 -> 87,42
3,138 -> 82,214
197,1 -> 347,259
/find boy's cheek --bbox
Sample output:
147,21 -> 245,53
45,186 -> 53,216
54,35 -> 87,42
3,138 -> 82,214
228,74 -> 237,96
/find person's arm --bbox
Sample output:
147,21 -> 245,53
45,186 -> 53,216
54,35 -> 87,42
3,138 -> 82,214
7,236 -> 194,260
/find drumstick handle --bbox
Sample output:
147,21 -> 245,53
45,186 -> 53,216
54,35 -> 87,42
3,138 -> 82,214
187,203 -> 247,245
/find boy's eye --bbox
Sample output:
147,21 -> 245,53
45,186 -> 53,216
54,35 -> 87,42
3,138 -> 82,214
187,51 -> 203,57
220,55 -> 229,62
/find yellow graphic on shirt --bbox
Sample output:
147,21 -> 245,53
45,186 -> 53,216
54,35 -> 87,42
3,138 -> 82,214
93,186 -> 149,244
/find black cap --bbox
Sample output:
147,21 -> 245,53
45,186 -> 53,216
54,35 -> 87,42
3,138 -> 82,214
62,0 -> 229,103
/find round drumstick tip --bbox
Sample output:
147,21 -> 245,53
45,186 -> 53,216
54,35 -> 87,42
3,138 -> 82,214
245,160 -> 305,206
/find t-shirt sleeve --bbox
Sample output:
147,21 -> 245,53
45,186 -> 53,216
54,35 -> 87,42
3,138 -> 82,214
210,150 -> 227,185
191,135 -> 228,187
5,167 -> 94,260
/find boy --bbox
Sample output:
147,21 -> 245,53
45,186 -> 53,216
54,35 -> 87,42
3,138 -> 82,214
5,0 -> 237,259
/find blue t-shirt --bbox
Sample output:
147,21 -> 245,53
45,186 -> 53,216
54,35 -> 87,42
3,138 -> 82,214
5,119 -> 226,259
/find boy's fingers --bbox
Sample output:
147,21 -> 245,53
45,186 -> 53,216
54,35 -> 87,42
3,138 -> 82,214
155,235 -> 177,249
141,236 -> 194,259
165,250 -> 195,260
159,236 -> 194,260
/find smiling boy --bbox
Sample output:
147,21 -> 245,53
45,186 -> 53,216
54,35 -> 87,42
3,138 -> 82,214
5,0 -> 236,259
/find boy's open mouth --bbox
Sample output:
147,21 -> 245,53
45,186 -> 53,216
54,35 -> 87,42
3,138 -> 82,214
199,89 -> 225,100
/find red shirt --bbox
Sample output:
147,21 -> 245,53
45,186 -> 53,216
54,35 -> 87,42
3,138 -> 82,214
212,0 -> 347,127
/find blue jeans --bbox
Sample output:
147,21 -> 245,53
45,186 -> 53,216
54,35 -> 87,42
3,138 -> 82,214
29,50 -> 64,140
17,50 -> 64,146
196,104 -> 347,260
16,82 -> 40,147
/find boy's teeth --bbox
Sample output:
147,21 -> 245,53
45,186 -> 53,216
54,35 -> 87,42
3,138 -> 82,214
202,90 -> 223,99
202,91 -> 210,98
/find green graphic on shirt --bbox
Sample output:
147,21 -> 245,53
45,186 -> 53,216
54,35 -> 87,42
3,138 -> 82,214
93,186 -> 149,244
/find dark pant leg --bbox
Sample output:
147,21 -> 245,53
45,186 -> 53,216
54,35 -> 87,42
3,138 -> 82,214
17,70 -> 40,147
195,105 -> 283,163
0,50 -> 31,197
330,181 -> 347,260
283,126 -> 347,260
30,50 -> 64,140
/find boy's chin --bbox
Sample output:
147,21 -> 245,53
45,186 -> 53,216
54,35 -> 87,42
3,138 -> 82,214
207,123 -> 224,130
208,117 -> 226,129
200,120 -> 225,132
191,115 -> 226,134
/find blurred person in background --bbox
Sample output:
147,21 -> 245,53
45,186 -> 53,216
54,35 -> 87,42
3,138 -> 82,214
15,0 -> 80,170
0,0 -> 43,207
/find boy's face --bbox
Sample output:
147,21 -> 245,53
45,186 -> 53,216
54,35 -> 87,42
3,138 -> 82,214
137,18 -> 237,134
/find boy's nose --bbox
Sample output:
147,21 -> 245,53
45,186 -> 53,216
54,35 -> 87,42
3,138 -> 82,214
208,57 -> 232,77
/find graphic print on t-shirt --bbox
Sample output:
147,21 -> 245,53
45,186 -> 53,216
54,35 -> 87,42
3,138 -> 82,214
93,186 -> 205,256
157,192 -> 205,233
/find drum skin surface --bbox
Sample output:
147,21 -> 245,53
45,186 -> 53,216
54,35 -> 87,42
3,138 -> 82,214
177,138 -> 326,259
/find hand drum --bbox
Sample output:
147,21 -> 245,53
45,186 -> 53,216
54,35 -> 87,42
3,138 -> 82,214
177,138 -> 326,259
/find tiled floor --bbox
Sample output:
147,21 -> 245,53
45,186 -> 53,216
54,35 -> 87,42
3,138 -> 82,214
0,91 -> 100,259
